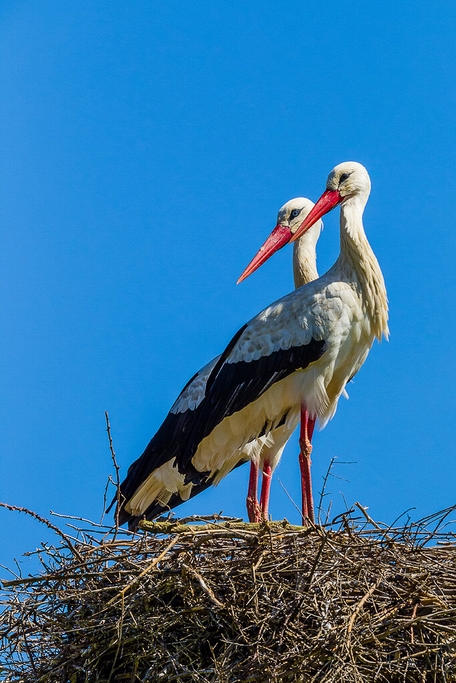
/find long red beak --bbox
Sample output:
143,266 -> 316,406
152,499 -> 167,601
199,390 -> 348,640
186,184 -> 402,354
290,189 -> 341,243
237,224 -> 293,284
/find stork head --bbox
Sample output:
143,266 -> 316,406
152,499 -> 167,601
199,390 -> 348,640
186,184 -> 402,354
237,197 -> 321,284
326,161 -> 371,200
290,162 -> 371,243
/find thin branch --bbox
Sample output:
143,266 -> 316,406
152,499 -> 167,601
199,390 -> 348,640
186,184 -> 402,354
0,501 -> 83,561
182,562 -> 225,608
276,477 -> 303,519
317,456 -> 336,525
104,410 -> 123,535
106,535 -> 180,606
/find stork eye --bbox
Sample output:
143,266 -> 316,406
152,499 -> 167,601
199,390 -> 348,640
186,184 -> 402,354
290,208 -> 301,219
339,173 -> 350,183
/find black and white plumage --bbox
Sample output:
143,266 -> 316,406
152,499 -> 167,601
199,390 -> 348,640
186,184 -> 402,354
117,198 -> 322,528
118,162 -> 388,529
238,163 -> 389,522
245,197 -> 323,522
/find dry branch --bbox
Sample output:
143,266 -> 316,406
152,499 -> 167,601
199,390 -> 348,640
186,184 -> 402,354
1,507 -> 456,682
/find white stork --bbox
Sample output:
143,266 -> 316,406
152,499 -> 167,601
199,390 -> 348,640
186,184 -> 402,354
246,198 -> 322,523
118,161 -> 388,528
238,161 -> 389,522
117,198 -> 322,529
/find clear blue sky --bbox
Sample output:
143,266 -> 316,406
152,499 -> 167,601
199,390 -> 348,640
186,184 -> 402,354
1,1 -> 456,572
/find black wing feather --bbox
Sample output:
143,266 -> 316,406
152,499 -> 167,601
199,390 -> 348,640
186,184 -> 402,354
117,324 -> 249,519
117,319 -> 326,526
179,337 -> 326,471
123,457 -> 249,529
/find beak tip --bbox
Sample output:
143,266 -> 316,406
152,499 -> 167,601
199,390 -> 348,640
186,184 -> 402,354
237,223 -> 293,283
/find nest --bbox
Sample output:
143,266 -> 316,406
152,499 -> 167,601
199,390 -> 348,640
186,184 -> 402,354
2,504 -> 456,682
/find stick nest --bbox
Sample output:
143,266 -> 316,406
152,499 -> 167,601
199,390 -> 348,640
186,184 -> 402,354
2,506 -> 456,682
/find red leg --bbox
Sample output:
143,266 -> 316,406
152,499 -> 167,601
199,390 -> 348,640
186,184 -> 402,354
259,461 -> 272,522
246,461 -> 262,522
299,407 -> 315,524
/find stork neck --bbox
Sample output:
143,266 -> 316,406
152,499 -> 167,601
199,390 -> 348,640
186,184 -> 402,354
292,231 -> 319,288
338,198 -> 389,341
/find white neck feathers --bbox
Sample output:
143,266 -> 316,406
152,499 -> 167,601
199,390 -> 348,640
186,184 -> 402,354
339,198 -> 389,342
292,225 -> 320,288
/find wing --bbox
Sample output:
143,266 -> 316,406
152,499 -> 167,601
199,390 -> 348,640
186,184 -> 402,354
178,288 -> 328,472
124,457 -> 249,529
118,278 -> 354,526
117,355 -> 221,524
118,322 -> 252,505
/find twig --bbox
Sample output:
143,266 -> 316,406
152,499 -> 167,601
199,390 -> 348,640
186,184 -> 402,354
347,579 -> 381,635
106,535 -> 180,606
108,594 -> 125,682
104,411 -> 123,535
177,513 -> 242,524
0,502 -> 83,561
138,519 -> 307,535
182,563 -> 225,609
354,501 -> 395,544
50,510 -> 115,527
276,477 -> 303,519
317,456 -> 336,525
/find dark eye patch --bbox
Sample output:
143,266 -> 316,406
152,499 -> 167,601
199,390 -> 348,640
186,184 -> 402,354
290,208 -> 301,219
339,173 -> 350,183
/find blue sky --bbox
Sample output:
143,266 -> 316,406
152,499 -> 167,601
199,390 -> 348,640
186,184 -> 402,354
1,1 -> 456,572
